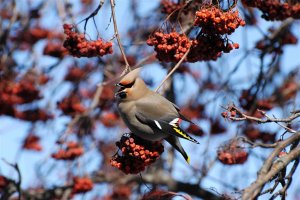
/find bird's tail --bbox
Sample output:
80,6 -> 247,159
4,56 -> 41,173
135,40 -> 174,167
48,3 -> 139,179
165,136 -> 190,164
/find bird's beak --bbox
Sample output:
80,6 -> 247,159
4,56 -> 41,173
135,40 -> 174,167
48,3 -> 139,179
115,90 -> 126,98
115,84 -> 127,99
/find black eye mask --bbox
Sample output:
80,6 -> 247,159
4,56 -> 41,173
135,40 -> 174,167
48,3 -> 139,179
118,91 -> 127,99
117,80 -> 135,88
115,80 -> 135,99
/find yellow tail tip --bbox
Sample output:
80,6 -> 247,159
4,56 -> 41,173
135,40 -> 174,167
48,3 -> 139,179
186,156 -> 190,164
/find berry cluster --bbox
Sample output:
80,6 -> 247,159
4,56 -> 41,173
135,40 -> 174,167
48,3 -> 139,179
63,24 -> 113,58
64,64 -> 94,82
43,42 -> 68,58
104,185 -> 131,200
72,176 -> 94,194
217,140 -> 248,165
57,93 -> 86,116
10,26 -> 49,48
160,0 -> 184,15
255,99 -> 274,110
15,108 -> 52,122
148,3 -> 246,62
100,112 -> 120,128
98,85 -> 116,109
22,134 -> 42,151
221,106 -> 238,119
194,6 -> 245,35
0,80 -> 40,105
181,104 -> 205,119
147,31 -> 239,62
10,26 -> 63,50
277,80 -> 298,102
147,31 -> 192,62
239,90 -> 276,118
51,142 -> 84,160
210,120 -> 227,135
255,29 -> 298,54
0,8 -> 13,20
110,134 -> 164,174
244,127 -> 276,143
242,0 -> 300,20
0,79 -> 42,118
187,125 -> 205,136
81,0 -> 94,5
38,74 -> 50,85
188,34 -> 239,62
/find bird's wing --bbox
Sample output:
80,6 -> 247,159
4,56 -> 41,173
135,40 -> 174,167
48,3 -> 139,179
137,91 -> 198,126
171,102 -> 197,126
135,91 -> 179,121
135,112 -> 199,144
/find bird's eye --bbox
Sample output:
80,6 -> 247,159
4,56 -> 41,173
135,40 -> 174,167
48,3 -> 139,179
119,91 -> 127,99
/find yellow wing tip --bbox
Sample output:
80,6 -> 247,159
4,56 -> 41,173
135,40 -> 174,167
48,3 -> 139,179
186,156 -> 190,164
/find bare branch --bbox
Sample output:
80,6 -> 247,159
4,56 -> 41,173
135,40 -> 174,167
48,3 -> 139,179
237,136 -> 278,148
242,133 -> 300,199
225,105 -> 300,132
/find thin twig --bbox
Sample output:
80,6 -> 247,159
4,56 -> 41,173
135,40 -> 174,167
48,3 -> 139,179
109,0 -> 131,72
237,136 -> 278,148
78,0 -> 105,33
57,115 -> 80,142
155,48 -> 190,92
132,53 -> 156,69
264,112 -> 297,133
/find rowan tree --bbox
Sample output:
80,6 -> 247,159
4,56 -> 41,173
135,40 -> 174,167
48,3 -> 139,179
0,0 -> 300,200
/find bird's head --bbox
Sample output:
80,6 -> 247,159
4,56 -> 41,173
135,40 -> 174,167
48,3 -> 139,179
115,68 -> 148,101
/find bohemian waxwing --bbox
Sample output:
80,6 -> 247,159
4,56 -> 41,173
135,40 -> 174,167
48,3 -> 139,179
115,68 -> 199,164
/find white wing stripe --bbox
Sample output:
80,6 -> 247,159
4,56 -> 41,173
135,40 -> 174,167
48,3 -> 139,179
154,120 -> 162,129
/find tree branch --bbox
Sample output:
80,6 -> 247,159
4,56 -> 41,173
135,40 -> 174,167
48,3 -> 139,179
110,0 -> 131,72
242,133 -> 300,199
225,105 -> 300,130
93,169 -> 223,200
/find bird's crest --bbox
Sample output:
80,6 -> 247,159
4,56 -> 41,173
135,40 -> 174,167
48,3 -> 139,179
119,67 -> 141,86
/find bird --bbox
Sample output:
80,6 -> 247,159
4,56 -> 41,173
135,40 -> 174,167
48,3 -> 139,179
115,68 -> 199,164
